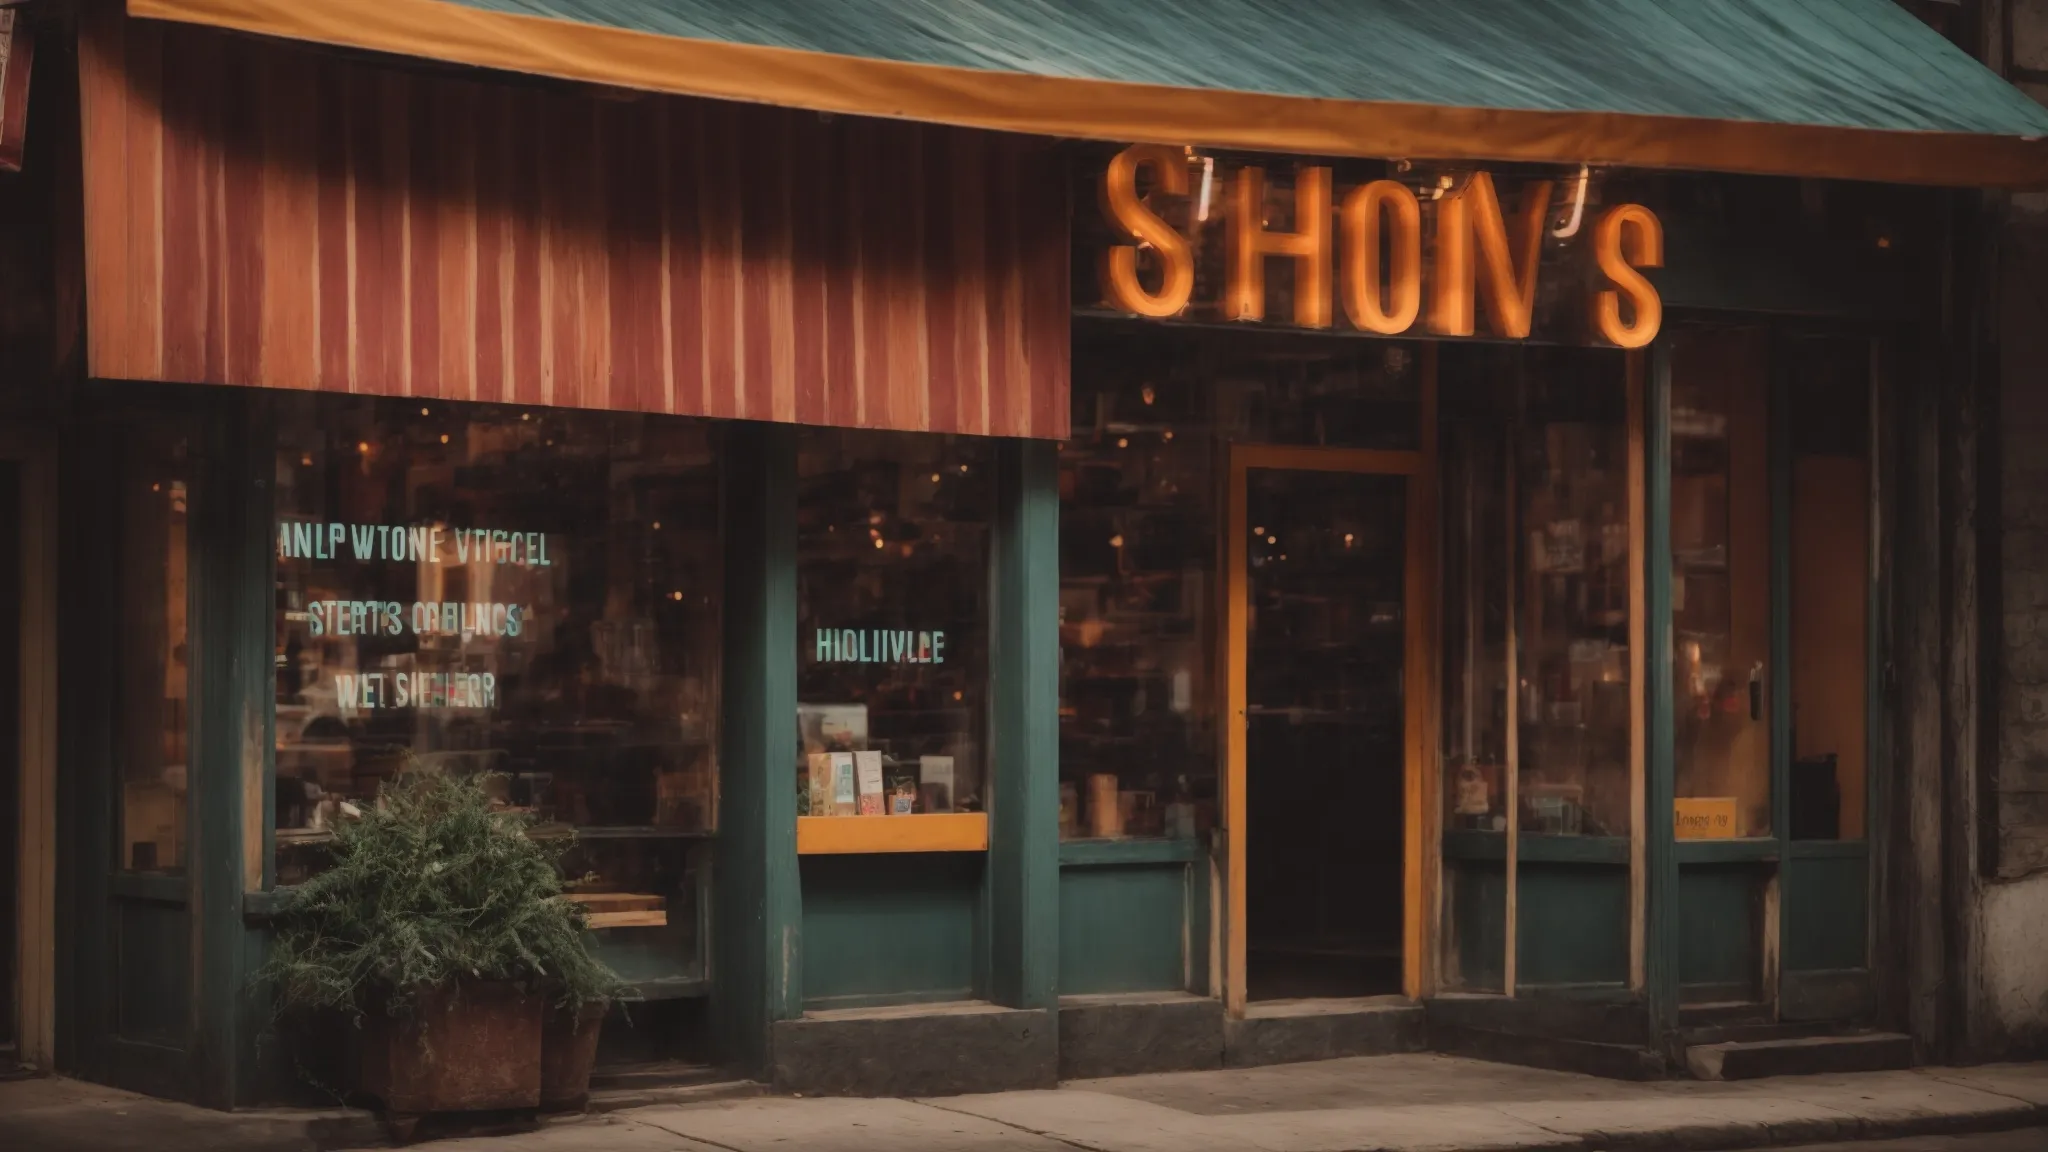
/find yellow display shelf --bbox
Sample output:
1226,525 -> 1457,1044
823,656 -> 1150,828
796,812 -> 989,855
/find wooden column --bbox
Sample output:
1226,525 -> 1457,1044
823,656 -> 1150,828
1644,339 -> 1680,1054
189,391 -> 275,1108
714,421 -> 803,1074
986,438 -> 1060,1011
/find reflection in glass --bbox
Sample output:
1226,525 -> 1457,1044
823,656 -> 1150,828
1669,326 -> 1772,838
795,429 -> 991,819
272,397 -> 720,975
120,426 -> 193,874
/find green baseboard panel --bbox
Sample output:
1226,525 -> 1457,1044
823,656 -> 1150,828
800,853 -> 984,1008
1058,863 -> 1189,996
1517,862 -> 1629,988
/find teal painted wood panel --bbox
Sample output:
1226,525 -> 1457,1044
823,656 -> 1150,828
988,439 -> 1062,1010
115,901 -> 190,1047
1677,864 -> 1763,995
714,423 -> 802,1071
1448,858 -> 1506,992
801,854 -> 983,1007
1058,864 -> 1186,995
1784,852 -> 1867,972
190,392 -> 271,1107
1517,862 -> 1628,988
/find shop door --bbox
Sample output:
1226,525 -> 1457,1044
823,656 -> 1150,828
1224,446 -> 1431,1011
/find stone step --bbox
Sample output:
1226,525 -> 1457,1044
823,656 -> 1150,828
1223,996 -> 1426,1069
1679,1019 -> 1846,1047
1685,1031 -> 1914,1081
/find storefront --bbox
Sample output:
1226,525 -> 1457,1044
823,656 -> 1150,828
7,0 -> 2048,1105
1052,149 -> 1906,1076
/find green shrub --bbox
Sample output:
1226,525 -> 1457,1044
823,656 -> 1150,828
258,767 -> 625,1019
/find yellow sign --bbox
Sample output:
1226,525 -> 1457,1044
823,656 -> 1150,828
1098,145 -> 1664,349
1675,797 -> 1739,840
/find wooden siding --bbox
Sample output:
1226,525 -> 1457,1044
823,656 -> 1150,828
78,7 -> 1070,438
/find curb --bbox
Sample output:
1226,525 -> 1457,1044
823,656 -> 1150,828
1575,1101 -> 2048,1151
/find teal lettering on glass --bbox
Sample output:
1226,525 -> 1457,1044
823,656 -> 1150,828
811,627 -> 948,665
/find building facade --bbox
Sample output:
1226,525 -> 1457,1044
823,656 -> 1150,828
4,0 -> 2048,1106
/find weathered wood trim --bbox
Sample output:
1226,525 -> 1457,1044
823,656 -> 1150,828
1644,336 -> 1679,1054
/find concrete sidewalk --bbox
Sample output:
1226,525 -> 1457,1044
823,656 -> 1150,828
4,1055 -> 2047,1151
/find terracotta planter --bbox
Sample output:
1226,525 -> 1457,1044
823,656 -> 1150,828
360,982 -> 543,1116
539,1001 -> 608,1111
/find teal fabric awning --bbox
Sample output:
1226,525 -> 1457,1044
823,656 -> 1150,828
130,0 -> 2048,185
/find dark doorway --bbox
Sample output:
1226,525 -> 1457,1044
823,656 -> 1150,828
1243,466 -> 1407,1001
1,461 -> 19,1049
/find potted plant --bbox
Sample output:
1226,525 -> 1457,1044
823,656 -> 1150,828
258,767 -> 625,1134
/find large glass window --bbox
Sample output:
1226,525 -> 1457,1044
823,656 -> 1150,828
1438,344 -> 1637,992
1788,335 -> 1871,841
273,398 -> 720,975
1059,323 -> 1423,843
1669,326 -> 1772,838
796,429 -> 992,819
119,425 -> 193,874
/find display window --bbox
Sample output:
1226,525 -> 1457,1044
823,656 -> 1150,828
1437,344 -> 1639,992
118,424 -> 194,875
1788,334 -> 1871,841
1059,323 -> 1424,842
795,429 -> 992,826
1668,326 -> 1773,839
272,397 -> 721,974
1440,345 -> 1637,844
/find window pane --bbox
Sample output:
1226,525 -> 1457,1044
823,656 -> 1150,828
1438,390 -> 1511,992
273,398 -> 721,972
1789,336 -> 1870,841
1670,326 -> 1772,839
796,430 -> 991,818
120,426 -> 193,874
1060,327 -> 1221,841
1515,349 -> 1635,842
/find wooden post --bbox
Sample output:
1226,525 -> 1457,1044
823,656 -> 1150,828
190,390 -> 274,1108
714,421 -> 803,1075
1644,338 -> 1680,1055
987,438 -> 1059,1011
1899,331 -> 1946,1060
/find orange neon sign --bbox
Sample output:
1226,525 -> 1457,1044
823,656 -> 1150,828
1098,147 -> 1664,347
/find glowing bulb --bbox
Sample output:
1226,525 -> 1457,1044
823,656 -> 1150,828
1344,533 -> 1355,546
1109,534 -> 1125,548
1141,385 -> 1156,405
930,472 -> 941,483
357,441 -> 370,455
420,406 -> 430,416
670,590 -> 683,601
439,434 -> 449,444
1117,438 -> 1129,448
1162,429 -> 1174,442
1253,526 -> 1265,536
873,538 -> 885,549
1267,536 -> 1277,545
299,454 -> 312,466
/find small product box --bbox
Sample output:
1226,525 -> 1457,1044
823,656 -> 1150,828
854,750 -> 886,815
830,752 -> 857,816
